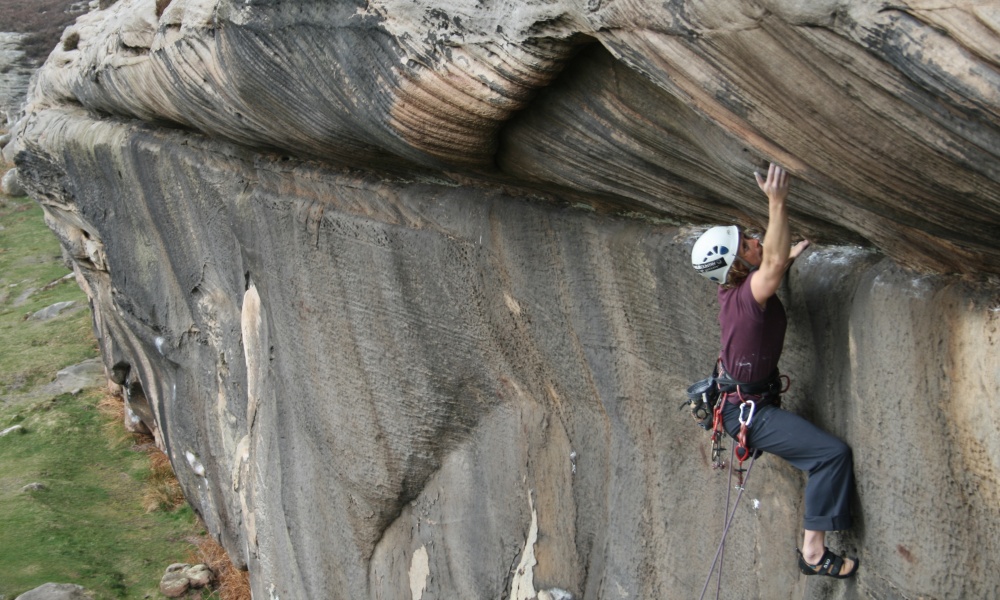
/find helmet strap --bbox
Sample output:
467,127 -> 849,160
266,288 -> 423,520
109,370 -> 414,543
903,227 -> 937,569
735,256 -> 758,272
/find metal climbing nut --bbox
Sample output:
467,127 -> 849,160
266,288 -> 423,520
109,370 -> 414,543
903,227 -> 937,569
738,400 -> 756,427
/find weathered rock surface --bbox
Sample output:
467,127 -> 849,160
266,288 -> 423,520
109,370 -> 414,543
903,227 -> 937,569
27,300 -> 77,321
158,570 -> 190,598
11,0 -> 1000,274
0,32 -> 33,118
2,358 -> 105,408
2,167 -> 25,197
1,424 -> 25,437
8,0 -> 1000,599
13,583 -> 90,600
39,357 -> 105,395
158,563 -> 213,597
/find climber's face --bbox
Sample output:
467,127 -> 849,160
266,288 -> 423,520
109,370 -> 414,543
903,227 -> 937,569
738,230 -> 763,267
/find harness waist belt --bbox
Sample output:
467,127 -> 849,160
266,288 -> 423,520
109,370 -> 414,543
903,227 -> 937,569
717,368 -> 783,405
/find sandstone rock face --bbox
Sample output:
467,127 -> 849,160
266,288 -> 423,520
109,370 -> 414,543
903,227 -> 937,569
9,0 -> 1000,599
13,0 -> 1000,274
0,32 -> 33,119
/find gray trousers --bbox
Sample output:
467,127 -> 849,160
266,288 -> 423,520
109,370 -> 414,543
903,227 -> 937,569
722,400 -> 855,531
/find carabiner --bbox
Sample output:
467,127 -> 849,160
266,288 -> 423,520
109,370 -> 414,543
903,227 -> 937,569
738,400 -> 756,428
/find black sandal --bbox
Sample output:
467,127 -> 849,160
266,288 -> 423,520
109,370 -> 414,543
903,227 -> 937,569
797,547 -> 860,579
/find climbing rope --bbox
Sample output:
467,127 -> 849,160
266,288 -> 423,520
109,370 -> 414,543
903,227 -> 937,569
698,392 -> 760,600
698,444 -> 757,600
696,371 -> 791,599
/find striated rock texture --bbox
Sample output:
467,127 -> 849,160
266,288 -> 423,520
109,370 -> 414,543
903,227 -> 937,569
7,0 -> 1000,598
0,32 -> 33,119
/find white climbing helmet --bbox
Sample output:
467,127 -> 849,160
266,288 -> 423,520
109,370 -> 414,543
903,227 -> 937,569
691,225 -> 740,284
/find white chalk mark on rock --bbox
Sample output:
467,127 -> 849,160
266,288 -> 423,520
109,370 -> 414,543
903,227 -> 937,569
509,492 -> 538,600
185,450 -> 206,477
409,545 -> 429,600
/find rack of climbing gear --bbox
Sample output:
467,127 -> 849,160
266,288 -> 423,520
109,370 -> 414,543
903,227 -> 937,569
683,369 -> 721,431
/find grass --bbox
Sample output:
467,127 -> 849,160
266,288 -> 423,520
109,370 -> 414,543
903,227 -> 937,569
0,390 -> 205,599
0,198 -> 97,396
0,175 -> 248,598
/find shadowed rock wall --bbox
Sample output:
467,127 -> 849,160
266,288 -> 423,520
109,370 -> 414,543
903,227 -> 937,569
7,0 -> 1000,598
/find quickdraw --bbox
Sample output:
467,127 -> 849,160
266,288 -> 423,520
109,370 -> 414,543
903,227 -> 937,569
709,390 -> 727,470
733,399 -> 755,486
708,394 -> 754,485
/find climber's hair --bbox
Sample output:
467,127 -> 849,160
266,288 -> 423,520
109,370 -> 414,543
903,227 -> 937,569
720,226 -> 762,290
722,258 -> 751,289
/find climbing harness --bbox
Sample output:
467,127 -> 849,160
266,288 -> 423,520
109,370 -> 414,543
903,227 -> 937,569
683,360 -> 787,433
692,363 -> 786,472
684,361 -> 792,600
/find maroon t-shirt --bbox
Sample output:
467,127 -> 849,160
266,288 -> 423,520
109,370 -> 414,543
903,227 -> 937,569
718,271 -> 786,385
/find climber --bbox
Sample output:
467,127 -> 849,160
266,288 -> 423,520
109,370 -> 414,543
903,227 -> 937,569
690,163 -> 860,579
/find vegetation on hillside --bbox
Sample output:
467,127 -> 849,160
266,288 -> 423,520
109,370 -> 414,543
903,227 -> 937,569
0,0 -> 89,65
0,153 -> 250,598
0,190 -> 96,396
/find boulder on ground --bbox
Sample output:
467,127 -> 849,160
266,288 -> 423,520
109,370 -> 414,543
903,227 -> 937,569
158,570 -> 189,598
184,563 -> 214,587
1,424 -> 25,437
28,301 -> 77,321
159,562 -> 214,597
14,583 -> 90,600
2,167 -> 24,196
164,562 -> 189,573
